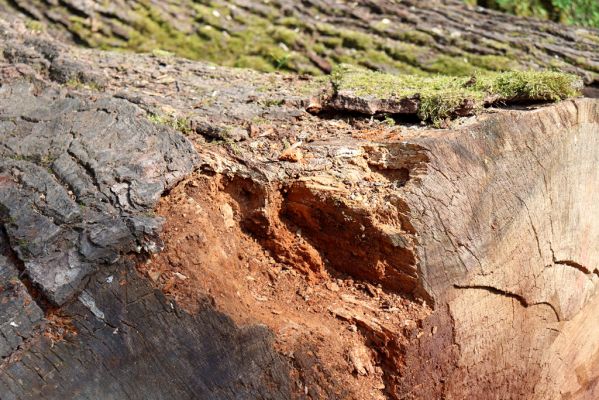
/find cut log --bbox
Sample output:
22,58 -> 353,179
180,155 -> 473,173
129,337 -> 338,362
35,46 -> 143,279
0,9 -> 598,400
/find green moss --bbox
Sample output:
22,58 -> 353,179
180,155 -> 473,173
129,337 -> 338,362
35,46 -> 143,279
279,17 -> 306,28
193,3 -> 229,27
360,49 -> 395,66
295,62 -> 323,75
148,112 -> 192,134
479,70 -> 582,100
422,54 -> 514,75
66,78 -> 103,91
271,27 -> 300,46
465,0 -> 599,29
355,49 -> 425,75
383,42 -> 425,66
581,32 -> 599,44
338,29 -> 374,50
469,55 -> 515,71
424,55 -> 477,75
397,30 -> 435,46
25,19 -> 45,32
480,38 -> 513,52
152,49 -> 175,58
312,43 -> 327,55
68,16 -> 97,47
234,55 -> 275,72
297,74 -> 331,95
383,116 -> 396,126
261,98 -> 285,107
117,4 -> 298,72
321,36 -> 343,48
315,23 -> 339,36
124,3 -> 209,59
331,65 -> 581,124
197,25 -> 224,41
16,238 -> 29,251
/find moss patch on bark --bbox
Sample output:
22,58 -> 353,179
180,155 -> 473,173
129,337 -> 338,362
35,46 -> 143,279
331,65 -> 582,124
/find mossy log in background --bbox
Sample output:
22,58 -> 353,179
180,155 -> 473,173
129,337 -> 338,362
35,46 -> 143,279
2,0 -> 598,83
466,0 -> 599,28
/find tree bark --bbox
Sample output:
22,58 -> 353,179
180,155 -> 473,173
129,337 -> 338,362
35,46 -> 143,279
1,0 -> 597,83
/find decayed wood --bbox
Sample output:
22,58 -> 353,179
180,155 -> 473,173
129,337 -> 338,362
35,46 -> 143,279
0,8 -> 598,400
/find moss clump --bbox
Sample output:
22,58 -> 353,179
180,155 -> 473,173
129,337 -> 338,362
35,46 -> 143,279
331,65 -> 581,124
382,42 -> 427,68
337,29 -> 374,50
151,49 -> 175,58
271,27 -> 300,47
148,113 -> 192,134
424,54 -> 516,75
469,54 -> 515,71
279,17 -> 306,29
480,70 -> 582,100
321,36 -> 344,49
25,19 -> 45,32
396,30 -> 435,46
424,55 -> 478,76
66,78 -> 103,91
234,55 -> 276,72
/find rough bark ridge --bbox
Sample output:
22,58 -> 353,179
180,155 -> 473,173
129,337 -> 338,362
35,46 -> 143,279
0,20 -> 291,400
1,0 -> 598,83
0,8 -> 598,400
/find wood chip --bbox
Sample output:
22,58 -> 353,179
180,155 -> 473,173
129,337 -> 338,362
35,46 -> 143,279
279,146 -> 303,162
174,272 -> 188,280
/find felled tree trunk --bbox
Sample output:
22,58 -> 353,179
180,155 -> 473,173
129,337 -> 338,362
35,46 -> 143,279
2,0 -> 598,83
0,6 -> 598,400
